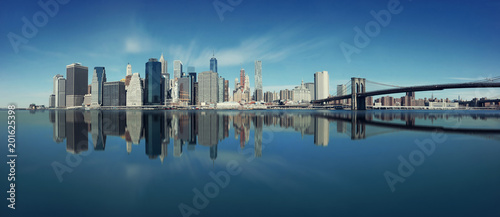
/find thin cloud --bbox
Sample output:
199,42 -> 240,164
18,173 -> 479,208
166,30 -> 332,69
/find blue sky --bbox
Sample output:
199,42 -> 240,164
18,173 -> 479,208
1,0 -> 499,107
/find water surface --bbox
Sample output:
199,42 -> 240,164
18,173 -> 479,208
1,110 -> 500,217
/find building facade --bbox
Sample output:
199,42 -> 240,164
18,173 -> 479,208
103,81 -> 126,106
293,81 -> 311,103
210,56 -> 218,73
145,58 -> 162,105
127,73 -> 143,106
91,67 -> 107,106
218,76 -> 225,103
66,63 -> 88,107
198,71 -> 219,104
55,78 -> 66,108
314,71 -> 329,100
173,60 -> 182,80
254,60 -> 263,101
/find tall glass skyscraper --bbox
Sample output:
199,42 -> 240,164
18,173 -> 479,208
210,55 -> 218,73
66,63 -> 88,107
91,67 -> 106,106
254,60 -> 263,101
145,58 -> 162,105
173,60 -> 182,79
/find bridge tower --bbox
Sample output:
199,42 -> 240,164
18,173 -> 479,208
351,77 -> 366,110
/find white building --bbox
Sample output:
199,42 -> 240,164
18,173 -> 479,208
170,78 -> 179,103
293,80 -> 311,103
173,60 -> 182,79
199,71 -> 219,104
428,102 -> 459,109
126,63 -> 132,76
254,60 -> 263,101
126,73 -> 143,106
314,71 -> 329,100
245,74 -> 250,92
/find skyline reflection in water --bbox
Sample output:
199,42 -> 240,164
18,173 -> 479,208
48,110 -> 500,160
2,109 -> 500,216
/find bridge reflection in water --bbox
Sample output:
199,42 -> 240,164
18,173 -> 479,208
49,110 -> 500,159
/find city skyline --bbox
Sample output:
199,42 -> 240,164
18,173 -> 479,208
1,0 -> 500,107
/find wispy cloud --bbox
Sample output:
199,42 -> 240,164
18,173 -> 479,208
166,29 -> 332,68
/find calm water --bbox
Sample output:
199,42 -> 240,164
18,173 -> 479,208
1,109 -> 500,217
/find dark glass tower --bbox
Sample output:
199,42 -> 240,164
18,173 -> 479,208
210,56 -> 217,73
145,58 -> 162,105
91,67 -> 106,106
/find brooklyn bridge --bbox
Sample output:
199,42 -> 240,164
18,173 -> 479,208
312,76 -> 500,110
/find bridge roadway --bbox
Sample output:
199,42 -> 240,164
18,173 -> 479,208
312,82 -> 500,104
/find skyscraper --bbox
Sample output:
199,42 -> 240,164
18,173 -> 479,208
91,67 -> 106,106
159,53 -> 168,76
160,53 -> 169,99
127,63 -> 132,76
53,74 -> 63,95
173,60 -> 182,80
224,80 -> 229,102
198,71 -> 219,104
218,76 -> 225,103
210,54 -> 218,73
254,60 -> 263,101
189,72 -> 197,105
314,71 -> 329,100
187,66 -> 196,73
145,58 -> 162,105
178,76 -> 192,104
304,82 -> 315,100
103,81 -> 126,106
55,77 -> 66,108
66,63 -> 88,107
127,73 -> 143,106
245,74 -> 250,92
240,68 -> 245,90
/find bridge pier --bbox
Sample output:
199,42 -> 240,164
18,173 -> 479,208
351,77 -> 366,110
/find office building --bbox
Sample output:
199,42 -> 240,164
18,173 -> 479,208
91,67 -> 106,106
53,74 -> 63,95
145,58 -> 162,105
66,63 -> 88,107
159,54 -> 169,102
127,73 -> 143,106
314,71 -> 329,100
49,94 -> 55,108
254,60 -> 263,101
103,81 -> 126,106
189,72 -> 197,105
304,82 -> 315,101
224,80 -> 229,102
293,80 -> 311,103
55,77 -> 66,108
178,76 -> 191,105
173,60 -> 182,80
159,53 -> 168,77
198,71 -> 219,104
240,68 -> 245,90
210,55 -> 218,73
245,74 -> 250,92
218,76 -> 225,103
